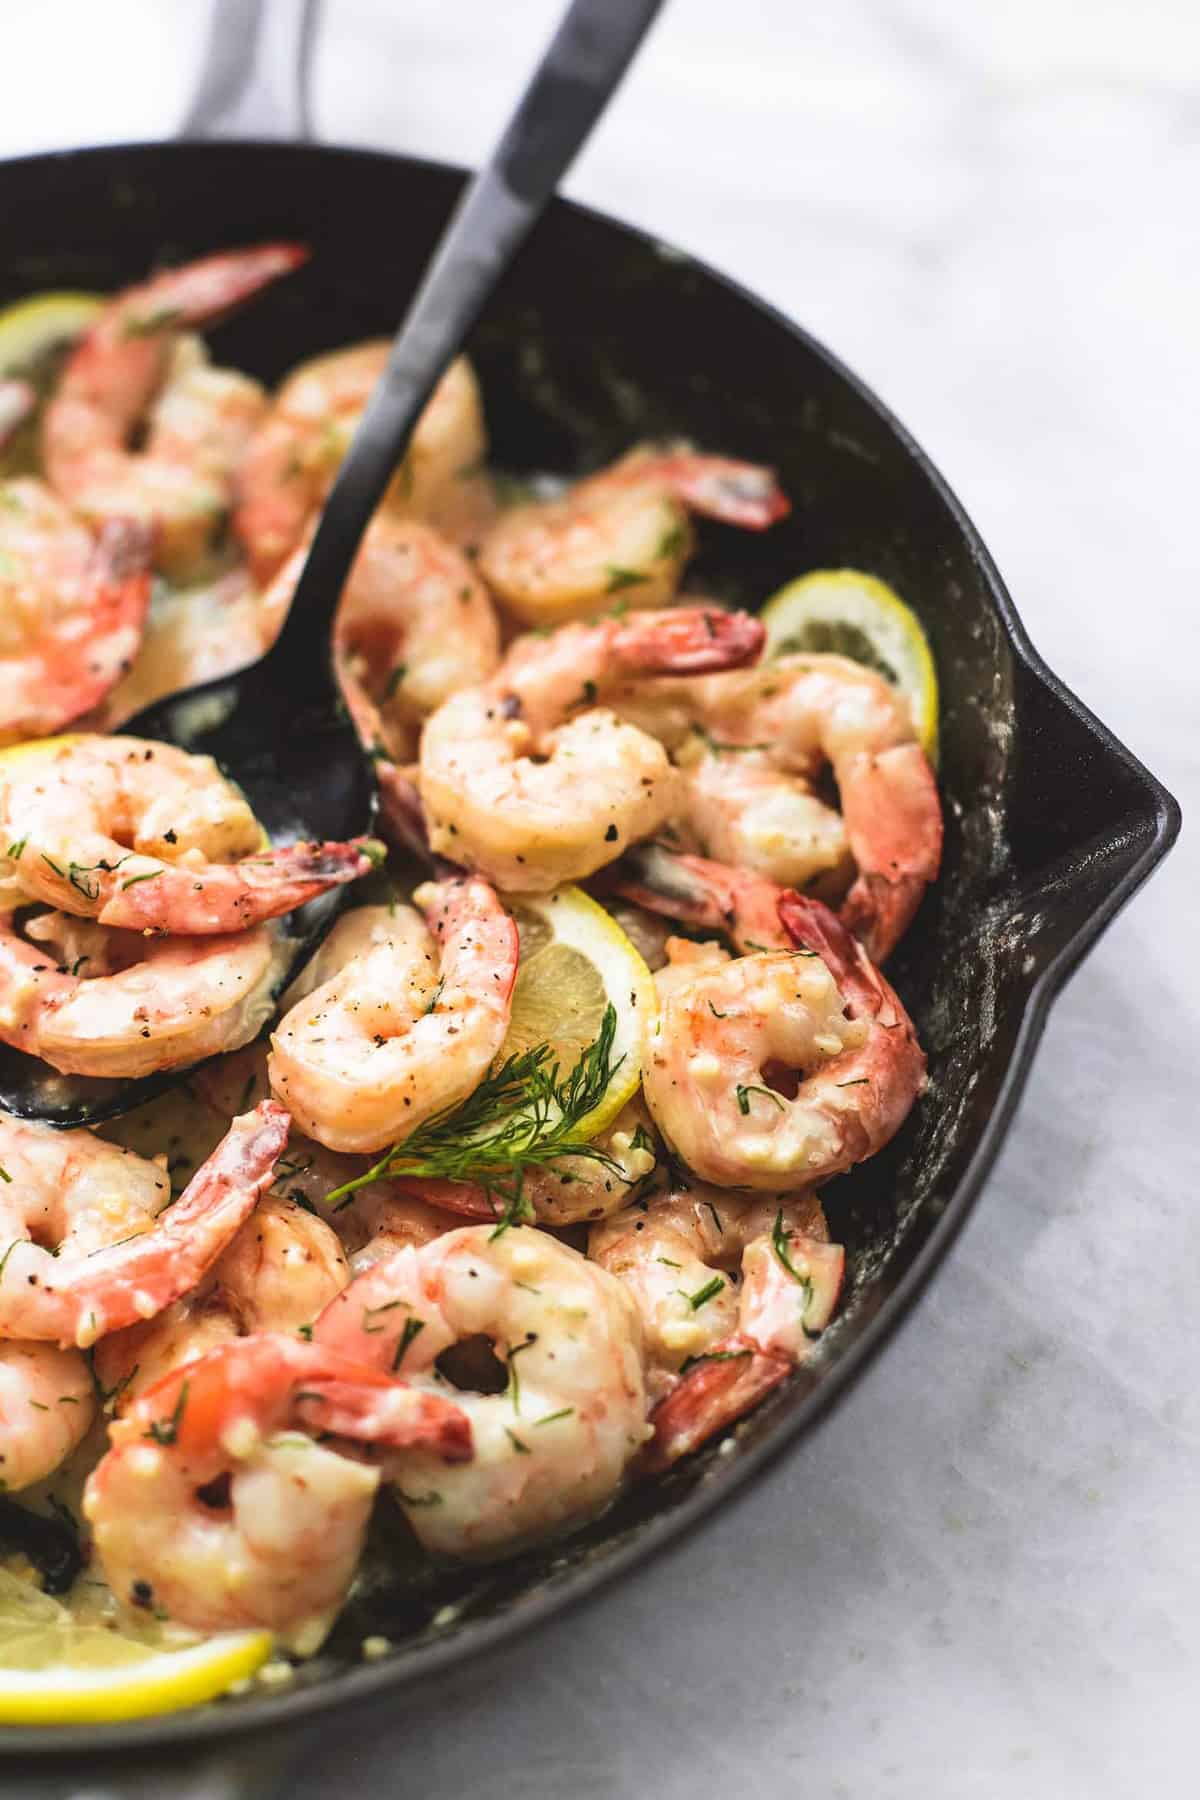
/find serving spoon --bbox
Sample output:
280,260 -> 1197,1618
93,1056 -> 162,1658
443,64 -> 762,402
0,0 -> 665,1125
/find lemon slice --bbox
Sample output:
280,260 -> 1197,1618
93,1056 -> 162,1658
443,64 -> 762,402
500,885 -> 654,1140
0,290 -> 102,477
0,1571 -> 271,1725
0,292 -> 102,381
760,568 -> 939,762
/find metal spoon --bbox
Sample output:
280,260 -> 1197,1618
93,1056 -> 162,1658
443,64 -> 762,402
0,0 -> 665,1125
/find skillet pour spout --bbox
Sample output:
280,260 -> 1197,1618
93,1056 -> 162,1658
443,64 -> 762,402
0,138 -> 1177,1757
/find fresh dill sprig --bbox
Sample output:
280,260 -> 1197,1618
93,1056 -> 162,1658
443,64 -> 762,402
325,1005 -> 624,1239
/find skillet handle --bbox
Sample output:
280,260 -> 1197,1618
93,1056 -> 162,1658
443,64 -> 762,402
177,0 -> 321,142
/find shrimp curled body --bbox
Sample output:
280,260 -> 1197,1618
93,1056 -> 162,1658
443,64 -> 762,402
643,891 -> 925,1190
0,1101 -> 289,1349
83,1333 -> 472,1647
0,734 -> 374,934
0,479 -> 152,747
42,245 -> 306,575
315,1226 -> 647,1556
419,606 -> 765,892
269,877 -> 518,1155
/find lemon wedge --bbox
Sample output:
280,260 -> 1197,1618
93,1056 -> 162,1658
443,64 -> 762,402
760,568 -> 939,763
0,291 -> 102,477
500,885 -> 654,1140
0,292 -> 102,383
0,1570 -> 272,1725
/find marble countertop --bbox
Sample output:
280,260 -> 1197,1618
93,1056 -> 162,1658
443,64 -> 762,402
8,2 -> 1196,1795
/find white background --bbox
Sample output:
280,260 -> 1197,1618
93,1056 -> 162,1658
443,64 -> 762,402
7,3 -> 1198,1796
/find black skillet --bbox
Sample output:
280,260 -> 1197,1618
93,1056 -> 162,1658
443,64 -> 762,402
0,136 -> 1178,1771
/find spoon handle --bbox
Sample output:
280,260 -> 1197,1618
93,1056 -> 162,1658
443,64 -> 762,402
269,0 -> 666,663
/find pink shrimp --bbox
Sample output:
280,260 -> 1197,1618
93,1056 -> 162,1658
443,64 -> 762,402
0,479 -> 152,746
269,876 -> 518,1154
83,1332 -> 471,1645
419,605 -> 765,890
42,244 -> 306,573
478,442 -> 789,626
0,1101 -> 289,1349
590,1184 -> 843,1467
0,733 -> 377,934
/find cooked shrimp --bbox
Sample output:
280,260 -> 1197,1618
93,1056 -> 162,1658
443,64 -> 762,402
616,653 -> 941,961
590,1183 -> 841,1393
0,734 -> 375,934
642,889 -> 925,1189
93,1194 -> 350,1417
0,907 -> 284,1078
269,877 -> 518,1154
0,1341 -> 96,1489
234,346 -> 487,582
42,244 -> 306,575
478,442 -> 789,626
0,1100 -> 288,1348
419,605 -> 764,891
142,334 -> 267,515
259,514 -> 500,769
83,1332 -> 472,1646
87,566 -> 268,730
0,478 -> 152,746
315,1225 -> 646,1555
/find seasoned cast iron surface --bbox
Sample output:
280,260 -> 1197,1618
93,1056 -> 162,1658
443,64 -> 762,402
0,142 -> 1175,1751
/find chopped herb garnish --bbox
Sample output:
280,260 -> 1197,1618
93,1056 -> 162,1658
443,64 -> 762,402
120,870 -> 161,891
423,978 -> 445,1017
383,663 -> 408,700
578,679 -> 598,707
506,1337 -> 535,1414
296,1323 -> 314,1341
144,1379 -> 189,1446
504,1428 -> 532,1455
686,1275 -> 725,1311
692,724 -> 770,757
735,1083 -> 786,1116
5,838 -> 26,861
655,522 -> 687,560
325,1007 -> 623,1242
701,1198 -> 724,1235
708,1002 -> 728,1020
605,565 -> 646,593
534,1407 -> 575,1427
771,1210 -> 815,1323
836,1077 -> 870,1088
0,1165 -> 9,1184
392,1316 -> 425,1371
396,1488 -> 443,1508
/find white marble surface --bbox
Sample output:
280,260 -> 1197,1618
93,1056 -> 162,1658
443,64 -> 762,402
5,3 -> 1198,1796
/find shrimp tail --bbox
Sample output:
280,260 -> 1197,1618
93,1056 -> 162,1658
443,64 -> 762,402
385,1176 -> 500,1221
659,455 -> 791,529
643,1336 -> 790,1470
295,1379 -> 473,1463
117,244 -> 309,337
97,836 -> 382,933
602,843 -> 791,951
611,606 -> 765,676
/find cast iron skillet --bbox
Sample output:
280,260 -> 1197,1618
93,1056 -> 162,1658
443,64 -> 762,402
0,140 -> 1179,1760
